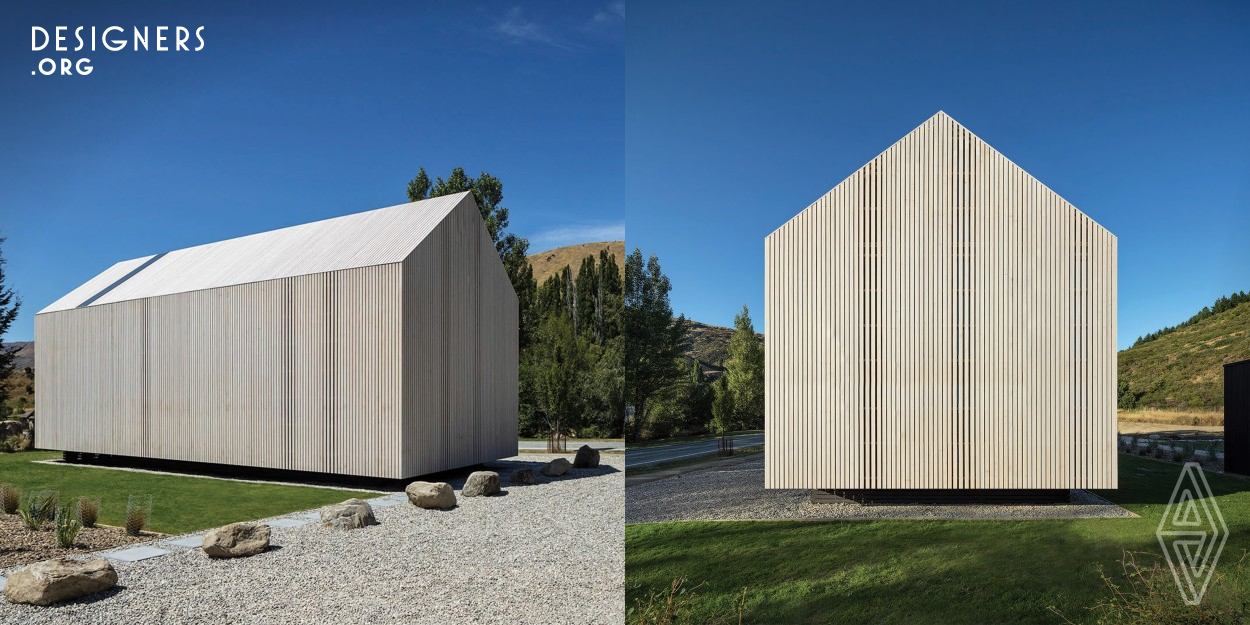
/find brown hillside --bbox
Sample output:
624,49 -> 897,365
686,320 -> 764,368
2,342 -> 35,415
527,241 -> 625,284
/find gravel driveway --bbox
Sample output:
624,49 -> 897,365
1,454 -> 623,625
626,454 -> 1134,524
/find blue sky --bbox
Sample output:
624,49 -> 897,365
0,1 -> 624,341
626,1 -> 1249,349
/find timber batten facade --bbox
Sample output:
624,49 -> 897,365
36,192 -> 518,479
764,112 -> 1117,491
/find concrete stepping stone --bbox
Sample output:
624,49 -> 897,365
0,575 -> 7,592
370,497 -> 405,508
296,511 -> 321,520
164,536 -> 204,549
267,518 -> 312,528
105,546 -> 173,562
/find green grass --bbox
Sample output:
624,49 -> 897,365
627,430 -> 763,449
625,455 -> 1250,624
0,451 -> 382,535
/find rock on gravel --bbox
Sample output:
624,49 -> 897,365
0,454 -> 624,625
462,471 -> 501,497
406,482 -> 456,509
319,499 -> 378,530
3,558 -> 117,606
540,458 -> 571,477
202,523 -> 271,558
508,469 -> 535,485
574,445 -> 600,469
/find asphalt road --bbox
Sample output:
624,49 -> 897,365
625,433 -> 766,469
517,439 -> 626,451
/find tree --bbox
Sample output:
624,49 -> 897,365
710,375 -> 735,435
406,166 -> 537,346
582,335 -> 626,437
0,237 -> 21,406
623,249 -> 689,441
527,314 -> 588,441
724,305 -> 764,430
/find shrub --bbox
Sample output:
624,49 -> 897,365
77,496 -> 101,528
1,434 -> 32,452
125,494 -> 153,536
1050,550 -> 1248,624
18,507 -> 40,530
54,503 -> 81,548
19,490 -> 57,530
0,483 -> 20,514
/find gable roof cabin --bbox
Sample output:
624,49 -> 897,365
36,192 -> 518,479
764,112 -> 1117,497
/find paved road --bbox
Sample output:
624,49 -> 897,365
517,439 -> 626,451
625,433 -> 765,469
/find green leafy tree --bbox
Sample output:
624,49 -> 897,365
582,336 -> 626,437
527,314 -> 588,439
0,237 -> 21,405
623,249 -> 689,441
710,375 -> 735,435
406,166 -> 537,346
724,305 -> 764,429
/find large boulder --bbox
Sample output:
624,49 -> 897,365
202,522 -> 271,558
405,481 -> 456,509
540,458 -> 571,477
0,420 -> 27,438
462,471 -> 501,497
508,469 -> 535,485
320,498 -> 377,530
3,558 -> 117,606
573,445 -> 600,469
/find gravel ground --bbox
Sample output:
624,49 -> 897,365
626,454 -> 1135,523
1,454 -> 624,625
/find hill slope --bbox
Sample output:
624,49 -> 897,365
1,342 -> 35,415
685,320 -> 764,368
527,241 -> 625,284
1118,301 -> 1250,410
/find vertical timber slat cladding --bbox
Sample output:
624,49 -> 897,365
34,193 -> 518,480
764,112 -> 1117,490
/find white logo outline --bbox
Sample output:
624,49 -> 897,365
1156,462 -> 1228,605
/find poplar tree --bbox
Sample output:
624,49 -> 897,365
623,249 -> 689,441
724,305 -> 764,429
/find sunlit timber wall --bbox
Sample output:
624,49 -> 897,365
764,112 -> 1117,490
35,199 -> 518,479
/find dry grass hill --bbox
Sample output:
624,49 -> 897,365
1118,298 -> 1249,411
526,241 -> 625,284
2,341 -> 35,416
685,319 -> 763,369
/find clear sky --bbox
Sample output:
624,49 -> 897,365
625,1 -> 1249,350
0,1 -> 624,341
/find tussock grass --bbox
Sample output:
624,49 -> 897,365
1118,409 -> 1223,427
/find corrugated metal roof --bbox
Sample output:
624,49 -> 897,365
40,192 -> 473,313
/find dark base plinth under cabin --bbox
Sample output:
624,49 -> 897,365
59,451 -> 421,491
813,489 -> 1072,505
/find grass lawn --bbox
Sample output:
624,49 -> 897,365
625,455 -> 1250,624
626,430 -> 764,449
0,451 -> 382,535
